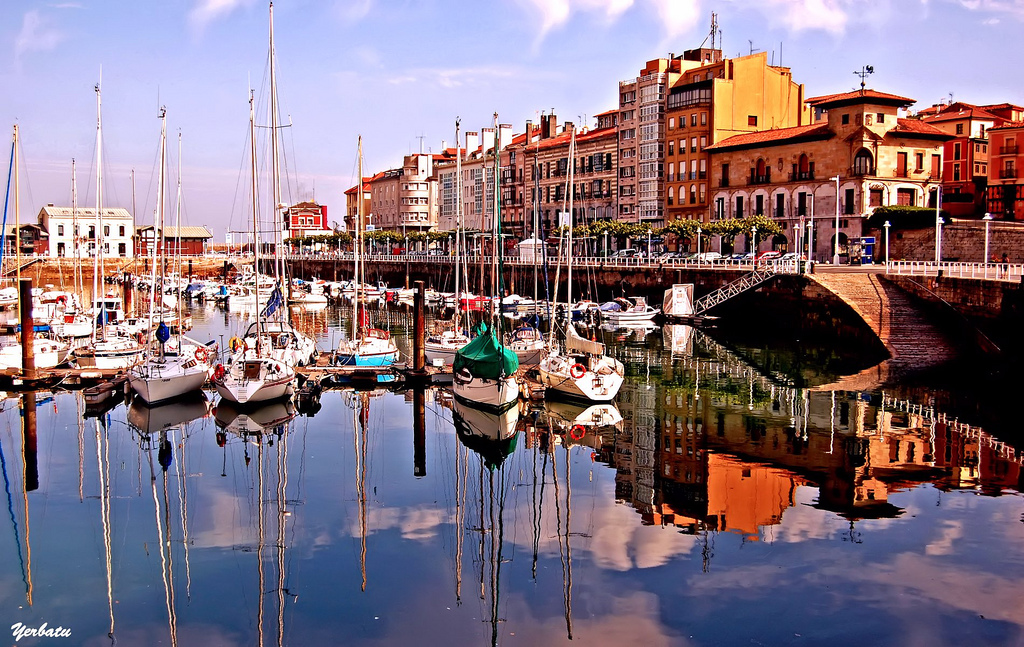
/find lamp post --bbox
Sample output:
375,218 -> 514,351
830,175 -> 841,265
604,231 -> 609,257
647,227 -> 652,258
696,225 -> 702,261
983,213 -> 993,269
933,186 -> 942,264
808,193 -> 815,263
883,220 -> 891,265
751,225 -> 757,256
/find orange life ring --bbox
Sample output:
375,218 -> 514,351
569,425 -> 586,440
229,336 -> 244,353
212,363 -> 226,382
194,346 -> 210,363
569,363 -> 586,379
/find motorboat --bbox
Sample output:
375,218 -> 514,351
74,333 -> 145,370
424,327 -> 470,366
0,336 -> 71,371
335,328 -> 399,366
505,322 -> 545,365
599,296 -> 660,325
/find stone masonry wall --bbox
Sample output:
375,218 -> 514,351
875,219 -> 1024,263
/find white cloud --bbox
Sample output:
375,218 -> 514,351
189,0 -> 253,33
14,10 -> 64,61
334,0 -> 375,23
649,0 -> 703,38
957,0 -> 1024,17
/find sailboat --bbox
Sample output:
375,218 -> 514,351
73,81 -> 144,370
424,118 -> 471,366
538,130 -> 623,402
451,118 -> 519,413
129,111 -> 212,404
335,136 -> 399,367
0,126 -> 71,370
212,47 -> 295,405
48,160 -> 93,339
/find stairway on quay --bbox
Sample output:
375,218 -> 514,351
808,270 -> 956,390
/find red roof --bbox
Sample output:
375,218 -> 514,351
890,118 -> 950,138
704,123 -> 832,151
806,89 -> 915,108
921,104 -> 999,124
344,177 -> 372,195
989,120 -> 1024,131
593,109 -> 617,118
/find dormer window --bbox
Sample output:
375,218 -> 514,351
842,114 -> 850,125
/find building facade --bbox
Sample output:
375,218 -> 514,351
986,121 -> 1024,221
37,205 -> 134,258
665,50 -> 809,225
135,225 -> 213,256
344,177 -> 372,234
706,90 -> 951,261
284,201 -> 331,238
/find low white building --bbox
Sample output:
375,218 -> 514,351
38,204 -> 134,258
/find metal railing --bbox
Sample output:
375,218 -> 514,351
886,260 -> 1023,283
692,264 -> 785,316
282,252 -> 803,274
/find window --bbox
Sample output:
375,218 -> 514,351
896,152 -> 908,177
775,193 -> 785,218
870,189 -> 883,206
690,185 -> 697,204
690,137 -> 697,153
748,115 -> 757,127
842,114 -> 850,125
932,154 -> 941,177
691,114 -> 697,127
700,135 -> 707,150
715,197 -> 725,219
896,188 -> 916,206
699,159 -> 707,179
701,112 -> 707,126
668,117 -> 675,129
877,113 -> 885,123
954,142 -> 961,160
735,195 -> 744,218
956,123 -> 964,135
57,224 -> 64,236
721,163 -> 730,187
88,226 -> 95,239
915,153 -> 924,171
853,149 -> 874,175
953,164 -> 961,182
699,184 -> 706,203
755,194 -> 764,216
667,187 -> 674,205
667,162 -> 674,182
103,225 -> 110,236
668,141 -> 674,156
844,188 -> 855,215
797,192 -> 807,216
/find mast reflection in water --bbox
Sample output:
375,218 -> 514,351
0,314 -> 1021,646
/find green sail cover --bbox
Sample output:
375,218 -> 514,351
453,322 -> 519,380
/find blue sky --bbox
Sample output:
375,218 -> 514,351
2,0 -> 1021,239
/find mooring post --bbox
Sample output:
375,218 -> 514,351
413,387 -> 426,477
22,391 -> 38,491
19,278 -> 34,381
413,279 -> 425,373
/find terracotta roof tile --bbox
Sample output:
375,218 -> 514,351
704,123 -> 833,151
890,118 -> 950,137
806,89 -> 915,107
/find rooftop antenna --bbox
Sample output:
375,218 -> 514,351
854,65 -> 874,92
416,134 -> 425,154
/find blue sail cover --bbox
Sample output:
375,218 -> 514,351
453,322 -> 519,380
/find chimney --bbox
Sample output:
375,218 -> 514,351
563,122 -> 574,134
465,131 -> 479,159
541,114 -> 558,139
525,120 -> 533,142
481,127 -> 495,152
498,124 -> 512,150
440,139 -> 447,152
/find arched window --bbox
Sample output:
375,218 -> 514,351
756,159 -> 766,176
798,154 -> 810,174
853,149 -> 874,176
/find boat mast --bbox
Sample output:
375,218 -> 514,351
91,81 -> 103,344
149,107 -> 166,360
250,88 -> 262,354
566,130 -> 575,314
71,159 -> 81,297
269,1 -> 285,317
174,131 -> 184,348
454,118 -> 461,333
12,125 -> 20,328
490,113 -> 500,329
353,137 -> 362,342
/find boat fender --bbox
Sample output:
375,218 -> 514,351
569,363 -> 586,379
212,363 -> 226,382
194,346 -> 210,363
569,425 -> 586,440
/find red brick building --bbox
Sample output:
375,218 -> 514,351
135,225 -> 213,256
284,201 -> 331,238
986,121 -> 1024,220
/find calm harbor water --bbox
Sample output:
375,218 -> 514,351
1,301 -> 1022,646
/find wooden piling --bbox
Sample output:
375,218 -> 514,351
413,387 -> 426,477
22,391 -> 38,492
413,279 -> 425,373
19,278 -> 34,381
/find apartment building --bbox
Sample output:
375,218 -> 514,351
37,204 -> 134,258
986,121 -> 1024,220
706,89 -> 951,261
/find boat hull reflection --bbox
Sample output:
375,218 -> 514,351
127,392 -> 212,434
214,399 -> 296,437
452,399 -> 520,469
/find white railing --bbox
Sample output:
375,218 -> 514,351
282,252 -> 802,274
887,260 -> 1023,283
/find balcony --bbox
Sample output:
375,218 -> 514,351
1000,168 -> 1018,179
793,171 -> 814,181
748,171 -> 771,185
1000,145 -> 1019,155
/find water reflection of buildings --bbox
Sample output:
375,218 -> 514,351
598,326 -> 1024,541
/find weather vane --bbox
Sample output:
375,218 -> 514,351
854,65 -> 874,91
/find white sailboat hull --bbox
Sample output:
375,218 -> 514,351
128,360 -> 210,405
213,357 -> 295,405
75,338 -> 145,370
0,339 -> 70,371
538,352 -> 623,402
452,375 -> 519,413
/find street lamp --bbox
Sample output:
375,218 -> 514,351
808,192 -> 815,263
983,213 -> 993,268
933,186 -> 943,264
696,225 -> 702,261
751,225 -> 757,255
830,175 -> 841,265
883,220 -> 891,265
647,227 -> 652,258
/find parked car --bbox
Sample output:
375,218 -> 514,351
779,252 -> 807,262
696,252 -> 722,262
756,250 -> 783,262
609,248 -> 639,259
728,253 -> 748,261
657,251 -> 681,261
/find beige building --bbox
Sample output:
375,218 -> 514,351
38,204 -> 134,258
706,89 -> 951,261
665,50 -> 809,224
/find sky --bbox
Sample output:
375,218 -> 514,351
1,0 -> 1022,240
